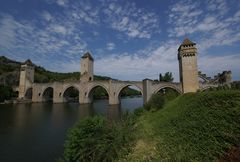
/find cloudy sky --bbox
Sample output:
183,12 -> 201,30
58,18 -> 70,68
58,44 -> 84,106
0,0 -> 240,81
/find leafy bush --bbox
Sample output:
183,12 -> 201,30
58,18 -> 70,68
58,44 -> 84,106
62,116 -> 136,162
144,93 -> 165,111
144,90 -> 179,111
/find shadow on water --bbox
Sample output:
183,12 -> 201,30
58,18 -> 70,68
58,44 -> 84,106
0,97 -> 142,162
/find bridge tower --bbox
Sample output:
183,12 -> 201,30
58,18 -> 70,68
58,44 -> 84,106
18,59 -> 35,99
178,38 -> 199,93
80,52 -> 94,82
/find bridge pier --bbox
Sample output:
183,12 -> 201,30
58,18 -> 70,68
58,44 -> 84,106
143,79 -> 153,104
32,85 -> 43,102
109,96 -> 119,105
79,86 -> 91,104
53,84 -> 64,103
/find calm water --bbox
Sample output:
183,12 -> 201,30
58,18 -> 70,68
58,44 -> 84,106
0,97 -> 143,162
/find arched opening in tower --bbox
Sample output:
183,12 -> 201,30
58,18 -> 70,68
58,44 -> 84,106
63,86 -> 79,102
42,87 -> 53,102
118,85 -> 143,111
25,88 -> 32,100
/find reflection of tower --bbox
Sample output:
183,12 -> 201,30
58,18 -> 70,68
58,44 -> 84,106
18,60 -> 34,99
80,52 -> 94,82
178,38 -> 199,93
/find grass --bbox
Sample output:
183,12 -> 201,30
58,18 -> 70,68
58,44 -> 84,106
121,90 -> 240,161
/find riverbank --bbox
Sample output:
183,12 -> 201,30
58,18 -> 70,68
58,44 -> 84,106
60,90 -> 240,161
119,90 -> 240,161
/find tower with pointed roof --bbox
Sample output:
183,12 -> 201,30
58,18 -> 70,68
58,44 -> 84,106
18,59 -> 35,99
80,52 -> 94,82
178,38 -> 199,93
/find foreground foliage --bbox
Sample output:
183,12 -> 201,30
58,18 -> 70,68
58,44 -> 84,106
61,90 -> 240,162
123,90 -> 240,161
61,114 -> 136,162
144,89 -> 179,111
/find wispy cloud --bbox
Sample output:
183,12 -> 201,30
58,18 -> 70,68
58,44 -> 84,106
106,42 -> 115,50
56,0 -> 68,7
168,0 -> 240,52
103,1 -> 160,39
0,0 -> 239,81
0,13 -> 87,66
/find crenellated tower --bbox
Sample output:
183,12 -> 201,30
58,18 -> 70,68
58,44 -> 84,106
178,38 -> 199,93
80,52 -> 94,82
18,59 -> 35,99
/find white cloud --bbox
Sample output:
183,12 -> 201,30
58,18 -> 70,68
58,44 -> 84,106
42,11 -> 53,21
94,41 -> 179,81
70,1 -> 100,25
199,54 -> 240,79
103,1 -> 160,39
0,15 -> 17,49
168,0 -> 240,52
56,0 -> 68,6
50,24 -> 67,35
106,42 -> 115,50
0,13 -> 87,66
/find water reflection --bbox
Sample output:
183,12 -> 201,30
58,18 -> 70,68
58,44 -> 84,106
0,97 -> 142,162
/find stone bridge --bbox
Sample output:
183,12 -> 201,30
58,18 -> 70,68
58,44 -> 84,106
18,39 -> 231,105
29,80 -> 182,104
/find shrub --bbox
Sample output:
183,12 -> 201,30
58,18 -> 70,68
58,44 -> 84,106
144,93 -> 165,111
62,116 -> 135,162
144,90 -> 179,111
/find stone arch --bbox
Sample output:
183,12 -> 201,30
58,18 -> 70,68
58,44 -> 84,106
116,84 -> 143,105
153,85 -> 182,94
87,84 -> 110,103
116,84 -> 143,99
62,85 -> 79,96
62,86 -> 79,102
42,87 -> 54,102
25,87 -> 32,99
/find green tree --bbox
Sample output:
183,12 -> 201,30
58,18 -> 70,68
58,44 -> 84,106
0,85 -> 17,102
159,72 -> 174,82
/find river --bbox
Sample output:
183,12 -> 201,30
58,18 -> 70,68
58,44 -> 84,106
0,97 -> 142,162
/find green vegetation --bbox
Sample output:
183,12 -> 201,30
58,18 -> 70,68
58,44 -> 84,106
61,115 -> 136,162
0,85 -> 18,102
122,90 -> 240,161
0,56 -> 20,75
62,90 -> 240,162
0,56 -> 112,86
120,87 -> 142,97
159,72 -> 174,82
144,89 -> 179,111
231,81 -> 240,90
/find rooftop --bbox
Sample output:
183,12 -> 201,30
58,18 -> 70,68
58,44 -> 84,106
81,52 -> 94,61
23,59 -> 34,66
181,38 -> 196,46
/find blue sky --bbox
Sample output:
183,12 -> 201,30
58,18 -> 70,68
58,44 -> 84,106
0,0 -> 240,81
